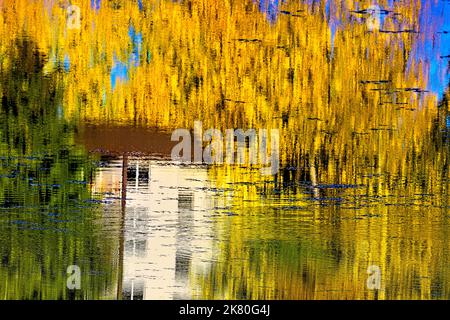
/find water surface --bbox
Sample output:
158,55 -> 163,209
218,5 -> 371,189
0,0 -> 449,300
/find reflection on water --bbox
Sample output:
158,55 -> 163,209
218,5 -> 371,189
0,37 -> 120,299
93,158 -> 217,300
0,0 -> 449,300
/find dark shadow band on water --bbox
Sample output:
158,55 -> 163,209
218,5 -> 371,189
75,124 -> 177,158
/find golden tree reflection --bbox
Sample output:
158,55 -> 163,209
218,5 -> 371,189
0,0 -> 448,299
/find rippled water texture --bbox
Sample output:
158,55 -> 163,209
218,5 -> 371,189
0,0 -> 449,300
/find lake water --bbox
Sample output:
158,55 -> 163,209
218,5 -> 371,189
0,0 -> 449,300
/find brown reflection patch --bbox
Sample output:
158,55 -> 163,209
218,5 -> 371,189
76,124 -> 177,158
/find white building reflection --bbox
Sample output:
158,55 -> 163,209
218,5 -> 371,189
92,157 -> 218,300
